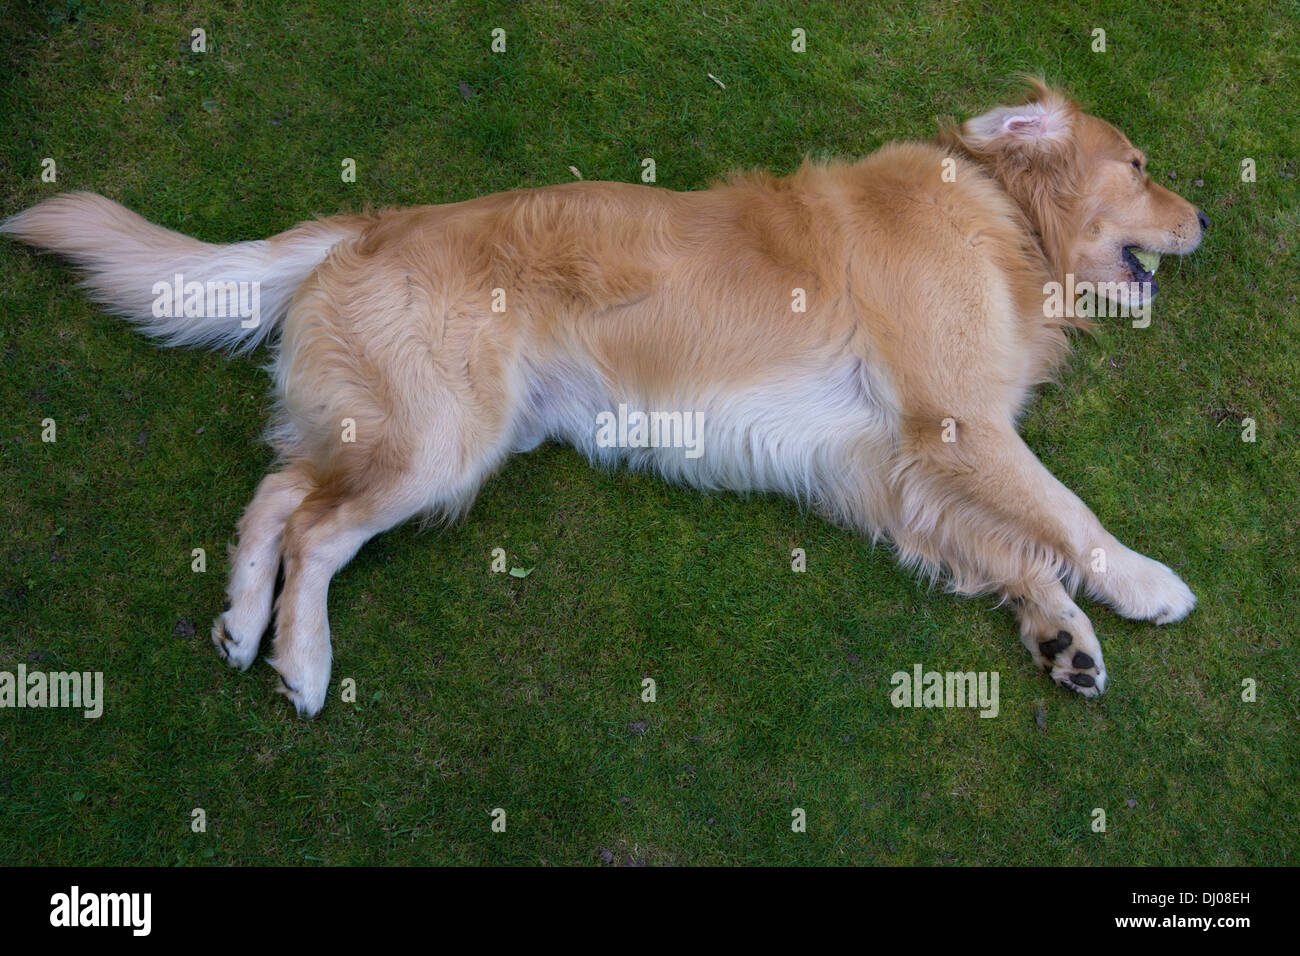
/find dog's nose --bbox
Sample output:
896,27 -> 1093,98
1196,209 -> 1211,233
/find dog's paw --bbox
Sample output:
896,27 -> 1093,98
1100,550 -> 1197,624
211,614 -> 260,671
1015,594 -> 1108,698
1036,629 -> 1109,698
268,650 -> 330,718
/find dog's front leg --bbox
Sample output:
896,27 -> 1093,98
890,416 -> 1195,693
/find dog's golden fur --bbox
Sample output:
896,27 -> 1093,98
3,80 -> 1207,715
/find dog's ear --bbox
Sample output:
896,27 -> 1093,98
937,80 -> 1082,280
950,81 -> 1076,158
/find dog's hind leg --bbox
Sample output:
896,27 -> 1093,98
211,465 -> 312,671
263,384 -> 516,716
235,240 -> 525,714
267,480 -> 423,716
266,414 -> 512,717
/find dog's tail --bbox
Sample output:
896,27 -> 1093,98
1,192 -> 364,353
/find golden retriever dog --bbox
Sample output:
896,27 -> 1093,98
3,80 -> 1207,716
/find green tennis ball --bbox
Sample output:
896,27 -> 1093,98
1134,249 -> 1161,274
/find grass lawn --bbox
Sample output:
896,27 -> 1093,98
0,0 -> 1296,865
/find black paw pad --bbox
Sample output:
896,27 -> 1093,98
1072,651 -> 1095,670
1069,672 -> 1095,688
1039,631 -> 1072,657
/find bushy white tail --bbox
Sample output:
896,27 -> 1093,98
1,192 -> 360,353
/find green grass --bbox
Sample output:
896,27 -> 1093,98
1,0 -> 1296,866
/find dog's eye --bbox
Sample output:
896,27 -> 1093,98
1131,159 -> 1144,172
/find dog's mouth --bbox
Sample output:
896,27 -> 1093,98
1122,245 -> 1161,291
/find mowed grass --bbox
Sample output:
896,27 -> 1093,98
0,0 -> 1296,865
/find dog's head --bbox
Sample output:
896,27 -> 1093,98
943,80 -> 1207,310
